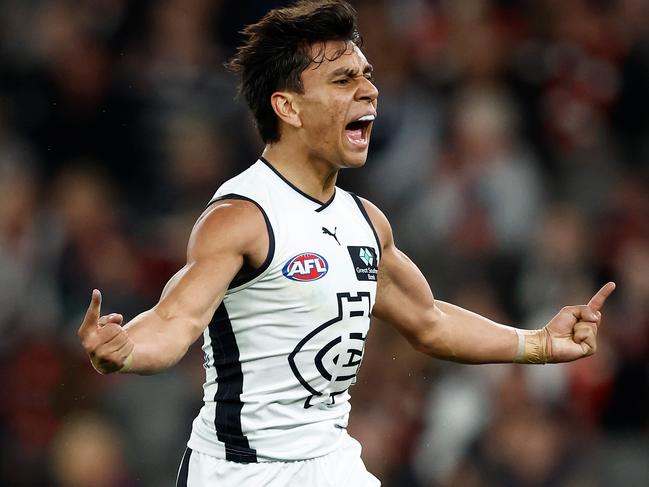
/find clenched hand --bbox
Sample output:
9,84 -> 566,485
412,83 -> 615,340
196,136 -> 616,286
545,281 -> 616,362
78,289 -> 134,374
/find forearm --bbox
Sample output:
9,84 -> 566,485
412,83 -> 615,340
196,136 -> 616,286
420,301 -> 521,364
122,308 -> 199,374
362,200 -> 611,366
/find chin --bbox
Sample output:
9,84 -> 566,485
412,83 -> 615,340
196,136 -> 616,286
340,152 -> 369,169
339,141 -> 371,168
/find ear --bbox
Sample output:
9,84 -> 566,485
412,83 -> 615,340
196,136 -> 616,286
270,91 -> 302,130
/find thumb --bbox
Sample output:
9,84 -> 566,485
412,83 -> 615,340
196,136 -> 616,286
79,289 -> 102,334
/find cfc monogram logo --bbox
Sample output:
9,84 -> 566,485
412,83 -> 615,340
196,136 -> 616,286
288,292 -> 371,409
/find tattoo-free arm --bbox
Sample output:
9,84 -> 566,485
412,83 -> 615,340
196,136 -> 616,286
78,199 -> 268,374
362,197 -> 613,364
371,229 -> 519,363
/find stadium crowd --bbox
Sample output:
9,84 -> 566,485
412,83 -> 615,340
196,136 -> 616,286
0,0 -> 648,485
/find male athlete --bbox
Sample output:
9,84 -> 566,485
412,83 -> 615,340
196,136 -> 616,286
78,2 -> 615,486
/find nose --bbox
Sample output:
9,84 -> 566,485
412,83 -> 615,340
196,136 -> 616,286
357,77 -> 379,103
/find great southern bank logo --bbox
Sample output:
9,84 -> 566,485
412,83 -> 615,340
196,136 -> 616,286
347,246 -> 378,281
359,247 -> 374,266
282,252 -> 329,281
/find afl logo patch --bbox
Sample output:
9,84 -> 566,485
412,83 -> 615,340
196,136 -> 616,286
282,253 -> 329,281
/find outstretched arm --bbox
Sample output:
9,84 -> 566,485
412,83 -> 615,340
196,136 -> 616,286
362,197 -> 615,364
78,199 -> 268,374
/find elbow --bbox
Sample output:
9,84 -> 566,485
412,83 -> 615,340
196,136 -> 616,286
411,305 -> 455,359
408,305 -> 440,356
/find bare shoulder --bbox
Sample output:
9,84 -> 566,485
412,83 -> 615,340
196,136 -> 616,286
188,198 -> 268,261
354,195 -> 394,251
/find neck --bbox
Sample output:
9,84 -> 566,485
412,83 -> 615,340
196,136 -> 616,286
262,141 -> 338,203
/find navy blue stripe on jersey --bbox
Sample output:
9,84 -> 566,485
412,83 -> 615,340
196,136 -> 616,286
207,193 -> 276,290
175,447 -> 192,487
208,303 -> 258,463
349,193 -> 382,258
260,156 -> 336,210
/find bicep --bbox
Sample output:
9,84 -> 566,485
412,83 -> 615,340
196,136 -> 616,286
151,251 -> 243,341
357,197 -> 439,346
126,199 -> 265,346
372,243 -> 440,346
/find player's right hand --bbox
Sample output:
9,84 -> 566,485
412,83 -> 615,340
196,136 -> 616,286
78,289 -> 134,374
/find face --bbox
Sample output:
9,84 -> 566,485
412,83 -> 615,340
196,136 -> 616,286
292,40 -> 379,169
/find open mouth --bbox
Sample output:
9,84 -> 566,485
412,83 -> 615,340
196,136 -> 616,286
345,114 -> 375,147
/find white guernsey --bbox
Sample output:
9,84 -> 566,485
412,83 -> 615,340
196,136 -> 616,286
189,158 -> 381,462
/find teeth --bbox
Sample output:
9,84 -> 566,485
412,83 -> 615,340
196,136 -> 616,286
356,114 -> 376,122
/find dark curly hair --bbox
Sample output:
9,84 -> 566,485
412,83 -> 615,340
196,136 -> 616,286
225,1 -> 361,143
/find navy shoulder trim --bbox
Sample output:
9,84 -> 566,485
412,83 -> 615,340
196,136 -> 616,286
349,193 -> 382,259
208,193 -> 275,289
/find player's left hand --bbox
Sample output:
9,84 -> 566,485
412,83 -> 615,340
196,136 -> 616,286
544,282 -> 616,363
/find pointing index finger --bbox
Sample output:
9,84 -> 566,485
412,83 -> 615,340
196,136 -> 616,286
587,282 -> 616,312
79,289 -> 102,333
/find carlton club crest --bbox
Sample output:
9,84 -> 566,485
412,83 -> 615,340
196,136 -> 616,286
288,292 -> 372,409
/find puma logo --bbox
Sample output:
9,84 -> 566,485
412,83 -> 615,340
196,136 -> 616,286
322,226 -> 340,246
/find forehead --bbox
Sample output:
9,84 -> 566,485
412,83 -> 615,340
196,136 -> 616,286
304,40 -> 370,77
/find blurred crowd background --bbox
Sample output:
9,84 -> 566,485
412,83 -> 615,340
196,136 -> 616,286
1,0 -> 648,486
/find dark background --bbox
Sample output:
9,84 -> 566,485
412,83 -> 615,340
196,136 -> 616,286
0,0 -> 648,485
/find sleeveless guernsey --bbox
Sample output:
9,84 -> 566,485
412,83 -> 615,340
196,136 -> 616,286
187,158 -> 381,463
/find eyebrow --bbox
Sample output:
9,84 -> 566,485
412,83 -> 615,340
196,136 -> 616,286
330,64 -> 374,78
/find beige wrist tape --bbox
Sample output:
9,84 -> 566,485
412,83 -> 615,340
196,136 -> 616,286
514,328 -> 548,364
118,352 -> 134,373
